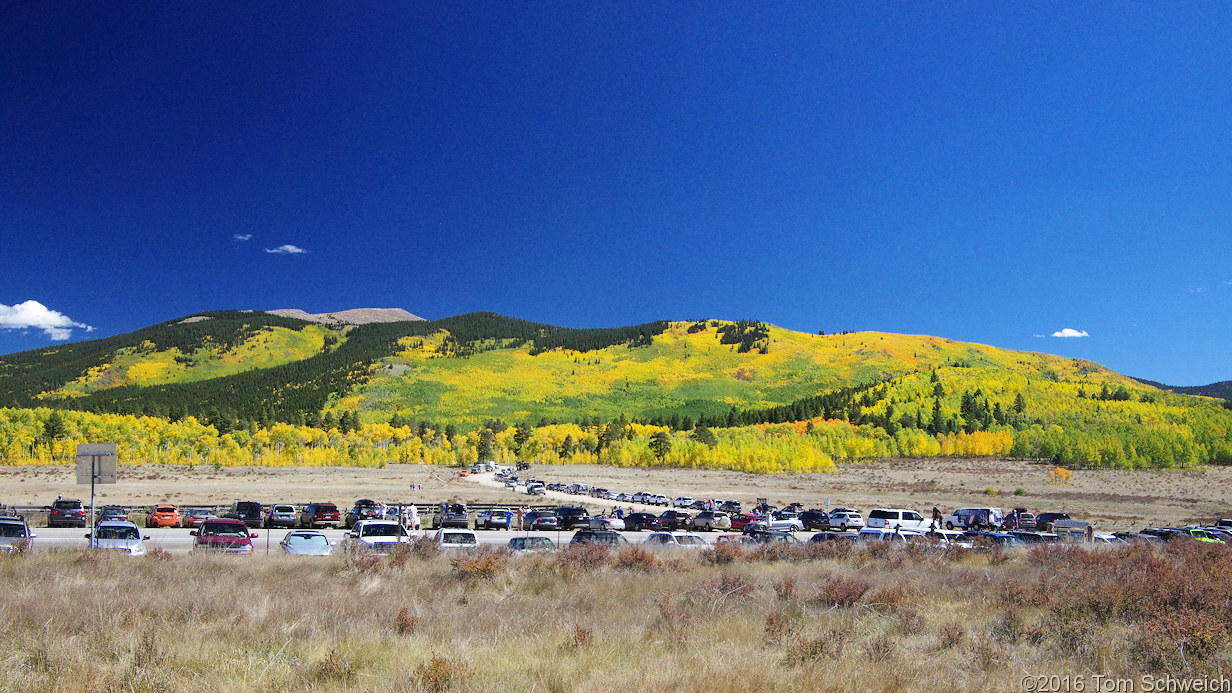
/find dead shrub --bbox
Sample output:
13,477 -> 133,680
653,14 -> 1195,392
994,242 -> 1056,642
968,635 -> 1007,671
314,648 -> 355,683
145,547 -> 173,561
993,607 -> 1024,644
450,548 -> 509,581
773,575 -> 797,601
415,655 -> 468,693
937,622 -> 965,649
764,610 -> 798,644
407,534 -> 440,558
655,593 -> 693,646
787,629 -> 848,663
613,546 -> 660,572
1132,609 -> 1227,673
565,624 -> 594,650
394,607 -> 418,635
558,543 -> 609,573
703,540 -> 743,565
708,571 -> 756,600
863,634 -> 896,661
896,606 -> 927,635
816,574 -> 871,608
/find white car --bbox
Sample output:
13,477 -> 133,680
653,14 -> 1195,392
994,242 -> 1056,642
673,496 -> 695,508
828,510 -> 865,532
435,529 -> 478,549
87,520 -> 149,556
857,527 -> 927,543
347,520 -> 410,553
589,516 -> 626,531
0,516 -> 34,553
648,494 -> 670,506
643,532 -> 709,549
526,483 -> 546,496
746,512 -> 804,533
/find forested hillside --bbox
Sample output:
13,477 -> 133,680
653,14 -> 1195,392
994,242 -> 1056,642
1,311 -> 1230,472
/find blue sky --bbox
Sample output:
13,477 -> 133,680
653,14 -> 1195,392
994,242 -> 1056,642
2,3 -> 1230,386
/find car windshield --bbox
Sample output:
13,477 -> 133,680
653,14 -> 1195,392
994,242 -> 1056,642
441,533 -> 476,545
154,507 -> 175,513
273,506 -> 294,513
677,536 -> 705,546
0,523 -> 27,537
96,526 -> 139,540
286,533 -> 328,546
53,501 -> 81,510
201,523 -> 248,537
361,524 -> 404,537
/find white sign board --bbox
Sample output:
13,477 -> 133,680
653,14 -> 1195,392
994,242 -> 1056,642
76,443 -> 117,484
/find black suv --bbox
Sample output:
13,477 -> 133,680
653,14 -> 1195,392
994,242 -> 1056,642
658,510 -> 693,530
225,501 -> 264,528
1034,512 -> 1070,531
49,499 -> 87,528
555,506 -> 591,530
799,510 -> 831,531
623,512 -> 663,532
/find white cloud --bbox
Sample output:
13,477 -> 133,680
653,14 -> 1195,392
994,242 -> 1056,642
233,234 -> 252,241
0,300 -> 93,340
265,244 -> 309,255
1050,328 -> 1089,338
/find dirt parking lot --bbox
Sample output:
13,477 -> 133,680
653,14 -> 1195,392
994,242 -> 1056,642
1,458 -> 1227,531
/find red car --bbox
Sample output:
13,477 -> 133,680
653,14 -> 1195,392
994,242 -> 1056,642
729,513 -> 756,531
191,518 -> 257,554
299,503 -> 341,529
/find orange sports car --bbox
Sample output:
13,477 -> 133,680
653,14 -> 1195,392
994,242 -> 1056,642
147,504 -> 181,528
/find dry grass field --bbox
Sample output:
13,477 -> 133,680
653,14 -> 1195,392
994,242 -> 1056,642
4,536 -> 1231,692
2,457 -> 1229,530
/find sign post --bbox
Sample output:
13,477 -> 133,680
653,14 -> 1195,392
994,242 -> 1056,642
76,443 -> 117,547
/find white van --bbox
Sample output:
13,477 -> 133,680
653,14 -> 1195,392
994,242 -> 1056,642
943,507 -> 1003,530
866,508 -> 931,531
858,527 -> 926,544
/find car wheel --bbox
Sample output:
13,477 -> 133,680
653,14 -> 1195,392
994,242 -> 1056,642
946,522 -> 954,530
840,523 -> 847,531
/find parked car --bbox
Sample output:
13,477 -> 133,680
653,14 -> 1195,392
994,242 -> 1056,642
508,536 -> 556,554
719,500 -> 742,514
673,496 -> 696,508
0,516 -> 35,553
48,498 -> 87,528
729,513 -> 757,531
589,515 -> 626,531
622,512 -> 663,532
225,501 -> 264,528
476,508 -> 513,530
435,529 -> 478,549
87,520 -> 149,556
147,505 -> 181,528
810,531 -> 859,544
827,509 -> 865,532
347,520 -> 411,553
526,483 -> 546,496
523,510 -> 560,531
743,529 -> 800,544
96,505 -> 129,524
866,508 -> 930,532
1034,512 -> 1071,531
191,518 -> 257,554
799,510 -> 831,531
1002,509 -> 1037,531
961,531 -> 1024,547
647,494 -> 670,506
1007,530 -> 1059,544
715,534 -> 754,545
344,499 -> 383,528
555,506 -> 591,530
263,504 -> 298,529
299,502 -> 341,529
181,507 -> 216,528
744,512 -> 803,533
692,511 -> 732,531
943,507 -> 1004,531
569,530 -> 629,547
658,510 -> 694,530
279,530 -> 333,556
432,503 -> 470,529
644,532 -> 708,549
858,527 -> 926,544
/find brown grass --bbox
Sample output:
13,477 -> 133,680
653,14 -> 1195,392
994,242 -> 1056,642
3,539 -> 1230,691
